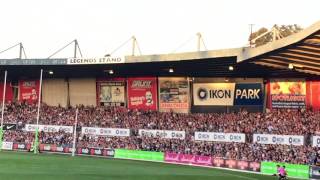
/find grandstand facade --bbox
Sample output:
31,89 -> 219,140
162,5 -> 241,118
0,20 -> 320,179
0,21 -> 319,113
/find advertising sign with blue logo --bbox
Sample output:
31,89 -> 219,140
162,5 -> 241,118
234,83 -> 263,106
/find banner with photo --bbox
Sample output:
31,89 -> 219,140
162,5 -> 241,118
97,78 -> 126,106
127,77 -> 157,110
158,77 -> 189,113
19,80 -> 40,103
270,79 -> 306,108
193,83 -> 235,106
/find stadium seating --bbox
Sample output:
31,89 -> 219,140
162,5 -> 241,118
2,102 -> 320,165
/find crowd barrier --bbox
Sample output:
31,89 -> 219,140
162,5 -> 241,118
1,142 -> 316,179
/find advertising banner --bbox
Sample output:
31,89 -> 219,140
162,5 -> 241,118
0,82 -> 13,101
39,144 -> 72,153
2,124 -> 17,131
67,57 -> 124,65
77,147 -> 115,157
212,158 -> 260,172
193,83 -> 235,106
97,79 -> 126,107
127,77 -> 157,110
195,132 -> 246,143
115,149 -> 164,162
312,136 -> 320,147
234,83 -> 263,106
261,161 -> 309,179
253,134 -> 304,146
13,143 -> 31,151
81,127 -> 130,137
2,142 -> 13,150
164,152 -> 212,166
310,166 -> 320,179
158,77 -> 189,113
138,129 -> 185,139
25,124 -> 73,134
310,81 -> 320,110
270,79 -> 306,108
19,80 -> 40,103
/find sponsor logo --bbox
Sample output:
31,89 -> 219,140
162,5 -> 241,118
139,129 -> 185,139
197,88 -> 208,100
254,134 -> 304,146
195,132 -> 245,143
17,144 -> 25,149
23,81 -> 36,87
6,125 -> 15,130
235,89 -> 260,100
81,148 -> 89,154
131,81 -> 152,88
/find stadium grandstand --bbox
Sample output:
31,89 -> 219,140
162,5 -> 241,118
0,20 -> 320,180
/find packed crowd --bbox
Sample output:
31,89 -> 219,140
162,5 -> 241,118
2,102 -> 320,165
3,102 -> 320,135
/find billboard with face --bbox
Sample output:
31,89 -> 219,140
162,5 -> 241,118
127,77 -> 157,110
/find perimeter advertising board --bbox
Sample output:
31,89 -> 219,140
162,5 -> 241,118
310,166 -> 320,179
115,149 -> 164,162
270,79 -> 306,108
261,162 -> 309,179
2,142 -> 13,150
127,77 -> 157,110
19,80 -> 40,103
97,78 -> 126,107
164,152 -> 212,166
158,77 -> 189,113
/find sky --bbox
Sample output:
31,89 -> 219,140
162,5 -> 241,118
0,0 -> 319,58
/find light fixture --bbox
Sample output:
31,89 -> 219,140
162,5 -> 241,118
169,68 -> 174,73
228,66 -> 234,71
48,70 -> 54,75
108,70 -> 114,74
288,63 -> 294,70
225,78 -> 229,82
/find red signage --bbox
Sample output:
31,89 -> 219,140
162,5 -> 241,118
19,80 -> 40,103
127,77 -> 157,110
309,81 -> 320,110
0,82 -> 13,101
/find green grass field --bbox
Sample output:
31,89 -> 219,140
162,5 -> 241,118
0,151 -> 285,180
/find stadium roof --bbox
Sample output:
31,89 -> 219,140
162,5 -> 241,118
126,20 -> 320,77
0,21 -> 319,79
